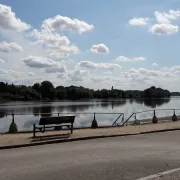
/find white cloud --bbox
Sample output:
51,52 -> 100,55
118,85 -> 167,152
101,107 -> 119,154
127,68 -> 175,78
154,11 -> 171,24
57,73 -> 68,79
115,56 -> 146,62
0,4 -> 31,32
76,61 -> 122,71
91,76 -> 112,83
31,29 -> 79,58
32,29 -> 70,47
68,69 -> 88,81
0,57 -> 6,63
154,10 -> 180,24
152,63 -> 158,66
0,68 -> 8,74
150,23 -> 178,35
0,41 -> 23,53
90,44 -> 109,54
129,17 -> 149,26
23,56 -> 66,73
48,45 -> 79,59
42,15 -> 94,33
28,72 -> 36,77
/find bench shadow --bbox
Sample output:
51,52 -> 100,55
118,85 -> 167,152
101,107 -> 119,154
30,133 -> 70,142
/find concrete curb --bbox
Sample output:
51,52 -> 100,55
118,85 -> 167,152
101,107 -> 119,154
1,128 -> 180,150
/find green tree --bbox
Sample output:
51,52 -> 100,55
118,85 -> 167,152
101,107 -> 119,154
40,81 -> 55,99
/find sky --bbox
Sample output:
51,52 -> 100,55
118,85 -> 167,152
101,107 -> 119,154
0,0 -> 180,91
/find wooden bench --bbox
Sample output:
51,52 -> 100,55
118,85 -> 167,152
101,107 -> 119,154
33,116 -> 75,137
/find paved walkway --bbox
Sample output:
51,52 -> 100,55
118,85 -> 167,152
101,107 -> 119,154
1,131 -> 180,180
0,120 -> 180,147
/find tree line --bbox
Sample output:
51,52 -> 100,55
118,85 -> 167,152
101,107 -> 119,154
0,81 -> 171,101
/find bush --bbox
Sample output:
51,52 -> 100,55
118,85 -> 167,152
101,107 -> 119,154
9,122 -> 18,133
91,119 -> 98,129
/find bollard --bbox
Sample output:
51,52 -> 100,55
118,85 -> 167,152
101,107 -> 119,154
152,110 -> 158,124
172,109 -> 178,121
91,113 -> 98,129
9,114 -> 18,133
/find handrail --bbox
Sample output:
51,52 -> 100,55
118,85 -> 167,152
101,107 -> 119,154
0,112 -> 124,116
1,108 -> 180,128
112,113 -> 123,126
121,108 -> 180,127
121,113 -> 135,126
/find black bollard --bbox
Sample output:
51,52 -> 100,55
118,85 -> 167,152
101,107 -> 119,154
9,114 -> 18,133
172,109 -> 178,121
152,110 -> 158,124
91,113 -> 98,129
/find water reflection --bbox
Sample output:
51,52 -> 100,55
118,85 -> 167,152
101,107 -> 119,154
24,119 -> 37,128
0,98 -> 175,132
40,106 -> 54,117
0,99 -> 171,116
0,113 -> 5,119
143,98 -> 170,108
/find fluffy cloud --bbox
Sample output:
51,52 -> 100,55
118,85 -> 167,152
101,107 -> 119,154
32,29 -> 70,47
91,67 -> 177,87
129,17 -> 149,26
150,23 -> 178,35
154,10 -> 180,24
90,44 -> 109,54
129,10 -> 180,36
31,29 -> 79,58
128,68 -> 175,78
0,4 -> 30,32
42,15 -> 94,33
151,10 -> 180,35
115,56 -> 146,62
0,41 -> 23,53
28,72 -> 36,77
68,69 -> 88,81
48,44 -> 79,59
23,56 -> 66,73
77,61 -> 121,71
91,76 -> 112,83
57,73 -> 68,79
0,57 -> 6,63
0,68 -> 8,74
152,63 -> 158,66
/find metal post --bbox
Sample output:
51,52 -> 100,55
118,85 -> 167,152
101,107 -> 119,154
174,109 -> 176,116
12,113 -> 14,123
33,124 -> 36,138
94,113 -> 96,120
154,110 -> 156,116
122,114 -> 124,125
58,113 -> 60,116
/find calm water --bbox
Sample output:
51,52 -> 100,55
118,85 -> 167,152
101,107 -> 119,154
0,98 -> 180,132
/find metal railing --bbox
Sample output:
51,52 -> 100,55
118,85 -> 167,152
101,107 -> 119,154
0,112 -> 124,128
0,108 -> 180,130
121,108 -> 180,127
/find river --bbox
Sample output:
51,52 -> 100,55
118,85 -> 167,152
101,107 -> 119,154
0,97 -> 180,132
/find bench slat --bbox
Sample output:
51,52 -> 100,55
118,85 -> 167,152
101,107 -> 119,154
39,116 -> 75,125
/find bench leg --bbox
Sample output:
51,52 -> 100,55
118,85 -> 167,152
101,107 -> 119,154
33,124 -> 36,138
71,124 -> 73,134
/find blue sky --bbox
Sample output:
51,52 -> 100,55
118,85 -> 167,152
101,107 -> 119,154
0,0 -> 180,90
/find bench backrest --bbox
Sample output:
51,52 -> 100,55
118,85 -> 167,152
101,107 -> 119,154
39,116 -> 75,125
